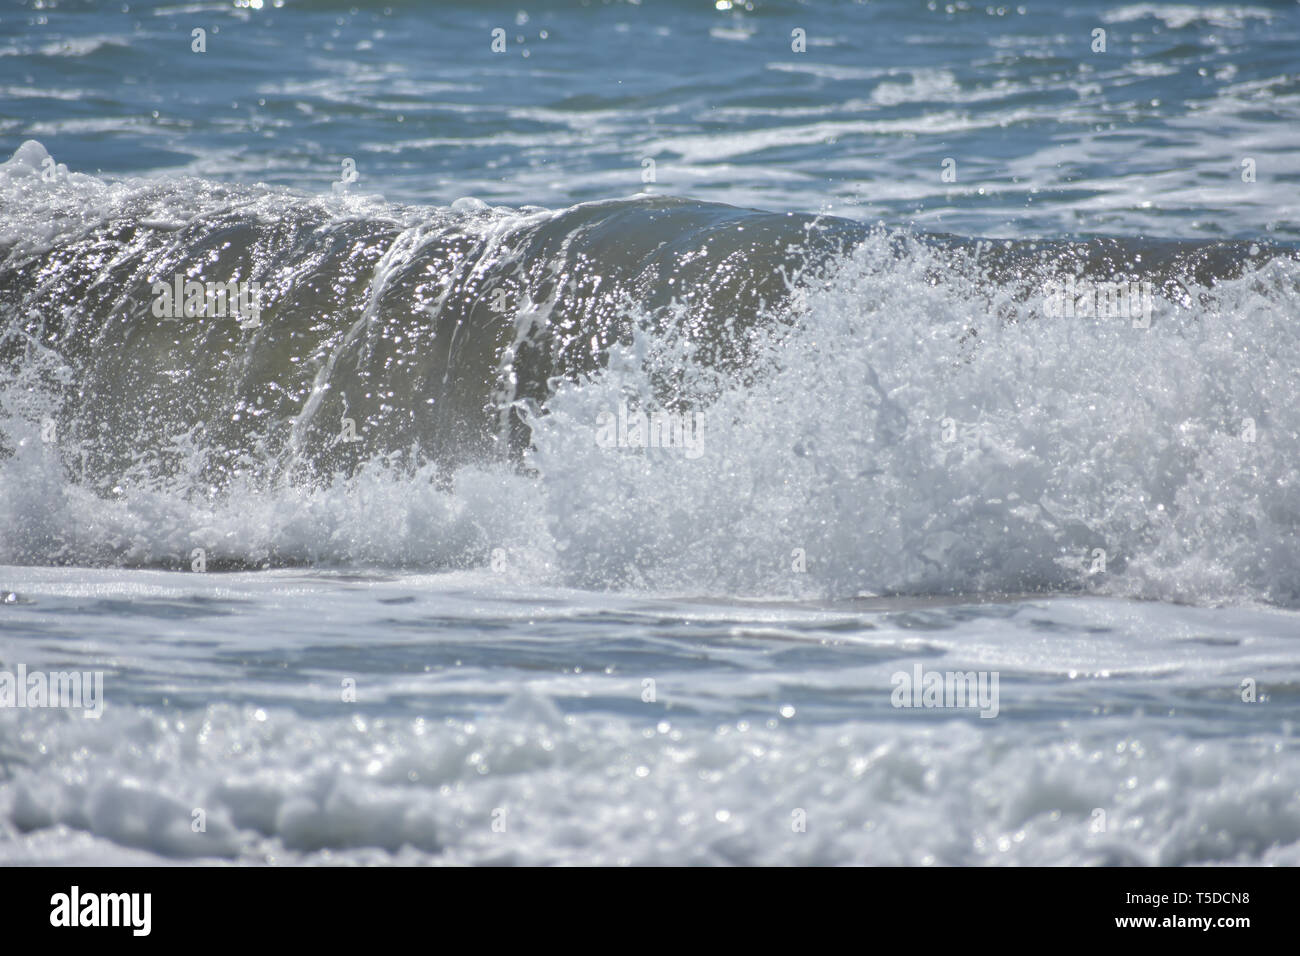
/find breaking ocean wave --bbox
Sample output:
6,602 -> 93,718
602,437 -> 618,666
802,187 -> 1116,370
1,140 -> 1298,608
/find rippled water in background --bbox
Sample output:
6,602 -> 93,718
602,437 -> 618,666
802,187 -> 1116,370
4,0 -> 1298,235
1,0 -> 1299,866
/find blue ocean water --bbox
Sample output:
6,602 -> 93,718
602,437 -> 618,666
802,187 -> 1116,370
5,0 -> 1298,235
0,0 -> 1299,865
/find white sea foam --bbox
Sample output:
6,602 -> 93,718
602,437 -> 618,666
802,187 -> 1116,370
1,667 -> 1297,866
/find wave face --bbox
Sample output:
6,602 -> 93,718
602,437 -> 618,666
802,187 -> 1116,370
0,141 -> 856,482
2,141 -> 1299,606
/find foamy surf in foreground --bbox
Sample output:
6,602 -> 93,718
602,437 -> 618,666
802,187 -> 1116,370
1,568 -> 1298,866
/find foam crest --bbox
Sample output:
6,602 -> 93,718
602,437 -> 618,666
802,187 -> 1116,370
529,235 -> 1300,604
